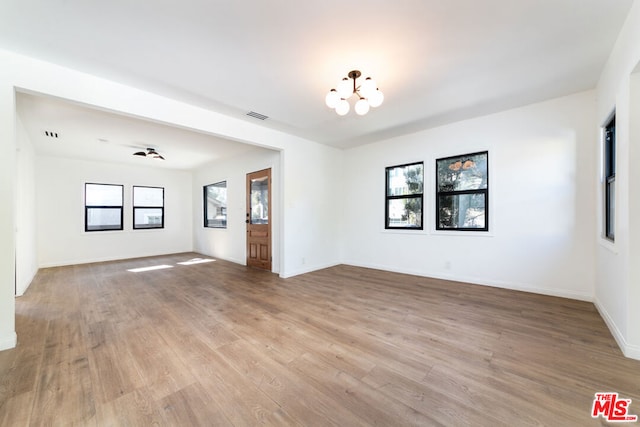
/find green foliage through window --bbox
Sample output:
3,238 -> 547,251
436,152 -> 488,231
385,162 -> 424,229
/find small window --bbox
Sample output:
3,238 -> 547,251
85,183 -> 123,232
604,114 -> 616,241
436,151 -> 488,231
204,181 -> 227,228
385,162 -> 424,229
133,186 -> 164,229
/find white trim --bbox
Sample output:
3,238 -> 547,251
342,260 -> 593,301
15,267 -> 38,297
381,229 -> 429,236
598,237 -> 618,254
280,261 -> 341,279
431,230 -> 495,238
594,297 -> 640,361
38,251 -> 191,269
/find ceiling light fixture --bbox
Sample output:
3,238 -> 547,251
133,147 -> 165,160
325,70 -> 384,116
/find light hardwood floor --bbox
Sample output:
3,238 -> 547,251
1,253 -> 639,426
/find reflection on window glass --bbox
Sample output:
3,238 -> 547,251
436,152 -> 488,231
204,181 -> 227,228
604,114 -> 615,240
438,194 -> 485,229
133,186 -> 164,229
385,162 -> 424,229
86,207 -> 122,231
251,177 -> 269,224
387,198 -> 422,228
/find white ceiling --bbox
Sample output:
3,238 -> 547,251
16,92 -> 265,170
1,0 -> 635,165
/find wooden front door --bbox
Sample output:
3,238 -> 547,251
246,168 -> 272,270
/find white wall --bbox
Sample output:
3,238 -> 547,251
15,115 -> 38,295
0,72 -> 16,350
36,156 -> 193,267
194,148 -> 281,270
280,140 -> 344,277
594,1 -> 640,359
343,91 -> 597,301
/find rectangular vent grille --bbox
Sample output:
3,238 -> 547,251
44,131 -> 59,138
246,111 -> 269,121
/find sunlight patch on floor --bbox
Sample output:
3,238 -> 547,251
127,264 -> 174,273
177,258 -> 215,266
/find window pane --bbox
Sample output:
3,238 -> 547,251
250,177 -> 269,224
86,184 -> 122,206
205,182 -> 227,228
87,207 -> 122,231
387,163 -> 423,196
133,186 -> 163,207
437,152 -> 488,192
134,208 -> 163,228
606,180 -> 615,239
438,194 -> 485,229
387,197 -> 422,228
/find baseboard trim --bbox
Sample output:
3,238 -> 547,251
38,250 -> 194,269
280,262 -> 342,279
342,260 -> 593,301
594,298 -> 640,361
16,267 -> 38,296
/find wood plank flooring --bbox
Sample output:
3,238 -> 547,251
1,252 -> 639,426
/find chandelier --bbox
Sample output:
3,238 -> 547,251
325,70 -> 384,116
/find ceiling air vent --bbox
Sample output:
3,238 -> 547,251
246,111 -> 268,121
44,131 -> 59,138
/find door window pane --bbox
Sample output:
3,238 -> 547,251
250,177 -> 269,224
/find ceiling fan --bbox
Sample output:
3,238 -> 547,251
133,147 -> 164,160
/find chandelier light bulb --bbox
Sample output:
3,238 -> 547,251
325,89 -> 339,108
335,99 -> 350,116
326,70 -> 382,116
368,89 -> 384,108
337,78 -> 353,99
360,77 -> 377,99
355,98 -> 370,115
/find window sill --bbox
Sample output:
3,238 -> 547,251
598,237 -> 617,254
381,228 -> 429,235
432,229 -> 494,237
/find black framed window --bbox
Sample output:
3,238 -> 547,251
436,151 -> 488,231
204,181 -> 227,228
133,186 -> 164,229
385,162 -> 424,229
85,183 -> 123,232
604,114 -> 616,241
